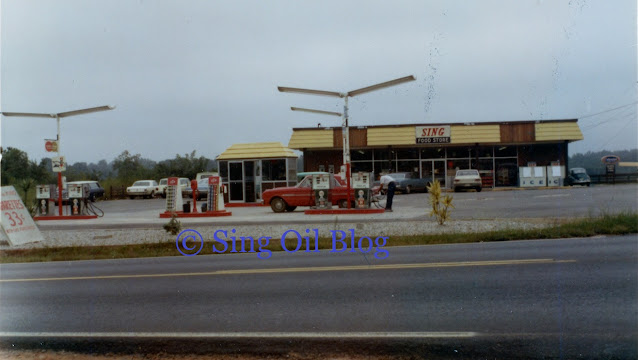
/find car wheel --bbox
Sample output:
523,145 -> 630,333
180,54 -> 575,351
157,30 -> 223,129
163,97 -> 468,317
161,193 -> 167,198
476,187 -> 482,192
150,191 -> 155,198
453,187 -> 459,193
586,183 -> 590,187
129,196 -> 135,200
405,185 -> 411,194
270,197 -> 287,213
285,205 -> 297,212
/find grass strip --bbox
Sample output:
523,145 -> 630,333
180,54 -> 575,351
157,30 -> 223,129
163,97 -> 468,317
1,212 -> 636,264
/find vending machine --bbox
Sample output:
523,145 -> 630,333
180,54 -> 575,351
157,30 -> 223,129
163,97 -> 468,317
35,184 -> 54,216
519,166 -> 547,187
312,173 -> 332,209
352,172 -> 373,209
546,165 -> 565,186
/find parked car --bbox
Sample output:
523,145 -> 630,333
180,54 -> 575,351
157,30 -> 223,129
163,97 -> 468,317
155,177 -> 190,198
156,178 -> 169,198
126,180 -> 159,199
67,180 -> 105,201
182,178 -> 209,200
196,172 -> 218,181
388,172 -> 430,194
262,175 -> 363,213
566,168 -> 591,186
453,169 -> 482,192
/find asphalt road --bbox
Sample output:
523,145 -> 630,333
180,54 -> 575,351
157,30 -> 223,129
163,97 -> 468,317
1,235 -> 636,358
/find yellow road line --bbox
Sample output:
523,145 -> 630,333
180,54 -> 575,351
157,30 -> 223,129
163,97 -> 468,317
0,258 -> 575,283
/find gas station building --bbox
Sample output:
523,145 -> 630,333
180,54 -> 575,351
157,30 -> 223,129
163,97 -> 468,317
287,119 -> 584,189
216,142 -> 298,203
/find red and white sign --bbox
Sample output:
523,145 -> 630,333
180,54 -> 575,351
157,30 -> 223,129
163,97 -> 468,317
1,186 -> 45,246
45,140 -> 59,152
168,177 -> 178,186
415,126 -> 451,144
208,176 -> 220,185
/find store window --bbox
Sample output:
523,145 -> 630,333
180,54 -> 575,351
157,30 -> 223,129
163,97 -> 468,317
219,161 -> 228,182
396,148 -> 419,160
420,147 -> 445,159
447,147 -> 471,159
397,160 -> 419,173
262,159 -> 286,181
474,146 -> 493,158
351,162 -> 373,173
495,145 -> 517,157
351,149 -> 372,161
374,149 -> 392,161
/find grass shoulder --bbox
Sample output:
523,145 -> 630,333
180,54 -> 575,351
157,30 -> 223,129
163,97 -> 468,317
1,212 -> 636,264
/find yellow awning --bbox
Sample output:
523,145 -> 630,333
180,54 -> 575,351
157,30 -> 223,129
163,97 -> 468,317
216,142 -> 297,160
288,129 -> 334,149
450,124 -> 500,144
367,126 -> 414,146
535,122 -> 583,141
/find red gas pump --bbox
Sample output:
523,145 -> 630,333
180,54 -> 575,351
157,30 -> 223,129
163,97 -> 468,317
191,179 -> 198,213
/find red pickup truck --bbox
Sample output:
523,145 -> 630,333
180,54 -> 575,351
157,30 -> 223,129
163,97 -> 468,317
262,175 -> 357,212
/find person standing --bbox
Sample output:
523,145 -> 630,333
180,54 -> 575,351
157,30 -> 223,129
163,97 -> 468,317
379,173 -> 396,212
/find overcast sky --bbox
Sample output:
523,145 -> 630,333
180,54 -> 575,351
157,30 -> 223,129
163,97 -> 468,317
1,0 -> 636,165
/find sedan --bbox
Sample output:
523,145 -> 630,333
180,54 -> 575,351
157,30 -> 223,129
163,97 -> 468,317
126,180 -> 159,199
388,172 -> 430,194
566,168 -> 591,186
453,169 -> 482,192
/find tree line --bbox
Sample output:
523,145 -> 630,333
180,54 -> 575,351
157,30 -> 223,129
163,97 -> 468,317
1,148 -> 217,200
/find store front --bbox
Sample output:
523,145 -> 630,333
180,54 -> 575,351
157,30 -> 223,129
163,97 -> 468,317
216,142 -> 298,203
288,120 -> 582,188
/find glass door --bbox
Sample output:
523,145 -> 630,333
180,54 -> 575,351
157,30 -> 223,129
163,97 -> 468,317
229,162 -> 244,202
421,160 -> 447,188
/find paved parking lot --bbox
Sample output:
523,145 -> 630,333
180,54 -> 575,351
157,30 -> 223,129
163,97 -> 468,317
37,183 -> 638,229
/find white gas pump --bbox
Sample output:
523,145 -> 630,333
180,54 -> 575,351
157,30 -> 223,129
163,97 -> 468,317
165,177 -> 184,213
352,172 -> 373,209
312,173 -> 332,209
35,184 -> 54,216
68,183 -> 88,215
206,176 -> 226,212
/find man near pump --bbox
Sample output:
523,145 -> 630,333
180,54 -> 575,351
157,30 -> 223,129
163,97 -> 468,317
379,173 -> 396,212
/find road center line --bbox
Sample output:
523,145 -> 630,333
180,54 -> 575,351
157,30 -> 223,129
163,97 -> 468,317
0,258 -> 574,283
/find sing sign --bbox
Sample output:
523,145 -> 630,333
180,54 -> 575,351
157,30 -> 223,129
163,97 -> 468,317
415,125 -> 450,144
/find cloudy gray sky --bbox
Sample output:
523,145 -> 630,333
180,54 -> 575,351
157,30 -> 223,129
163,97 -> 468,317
1,0 -> 636,164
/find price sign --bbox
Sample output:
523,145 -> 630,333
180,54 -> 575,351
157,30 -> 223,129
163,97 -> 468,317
1,186 -> 45,246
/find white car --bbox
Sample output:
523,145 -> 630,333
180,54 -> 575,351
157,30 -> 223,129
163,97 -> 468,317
453,169 -> 482,192
156,177 -> 190,198
127,180 -> 159,199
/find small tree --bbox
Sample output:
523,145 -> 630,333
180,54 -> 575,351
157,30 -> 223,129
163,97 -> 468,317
427,180 -> 454,225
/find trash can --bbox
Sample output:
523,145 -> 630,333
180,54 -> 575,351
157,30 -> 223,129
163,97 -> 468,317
183,201 -> 191,213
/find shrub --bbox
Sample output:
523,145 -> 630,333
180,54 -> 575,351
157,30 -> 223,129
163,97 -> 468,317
427,180 -> 454,225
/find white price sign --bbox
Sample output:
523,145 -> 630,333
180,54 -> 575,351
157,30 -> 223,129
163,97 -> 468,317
1,186 -> 45,246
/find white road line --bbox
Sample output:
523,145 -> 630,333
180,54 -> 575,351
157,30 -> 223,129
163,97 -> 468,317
0,331 -> 478,339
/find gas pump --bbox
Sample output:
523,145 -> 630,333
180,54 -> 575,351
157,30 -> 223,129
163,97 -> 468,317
206,176 -> 226,212
312,173 -> 332,209
35,184 -> 54,216
190,179 -> 198,213
165,177 -> 184,213
68,183 -> 88,216
352,172 -> 373,209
